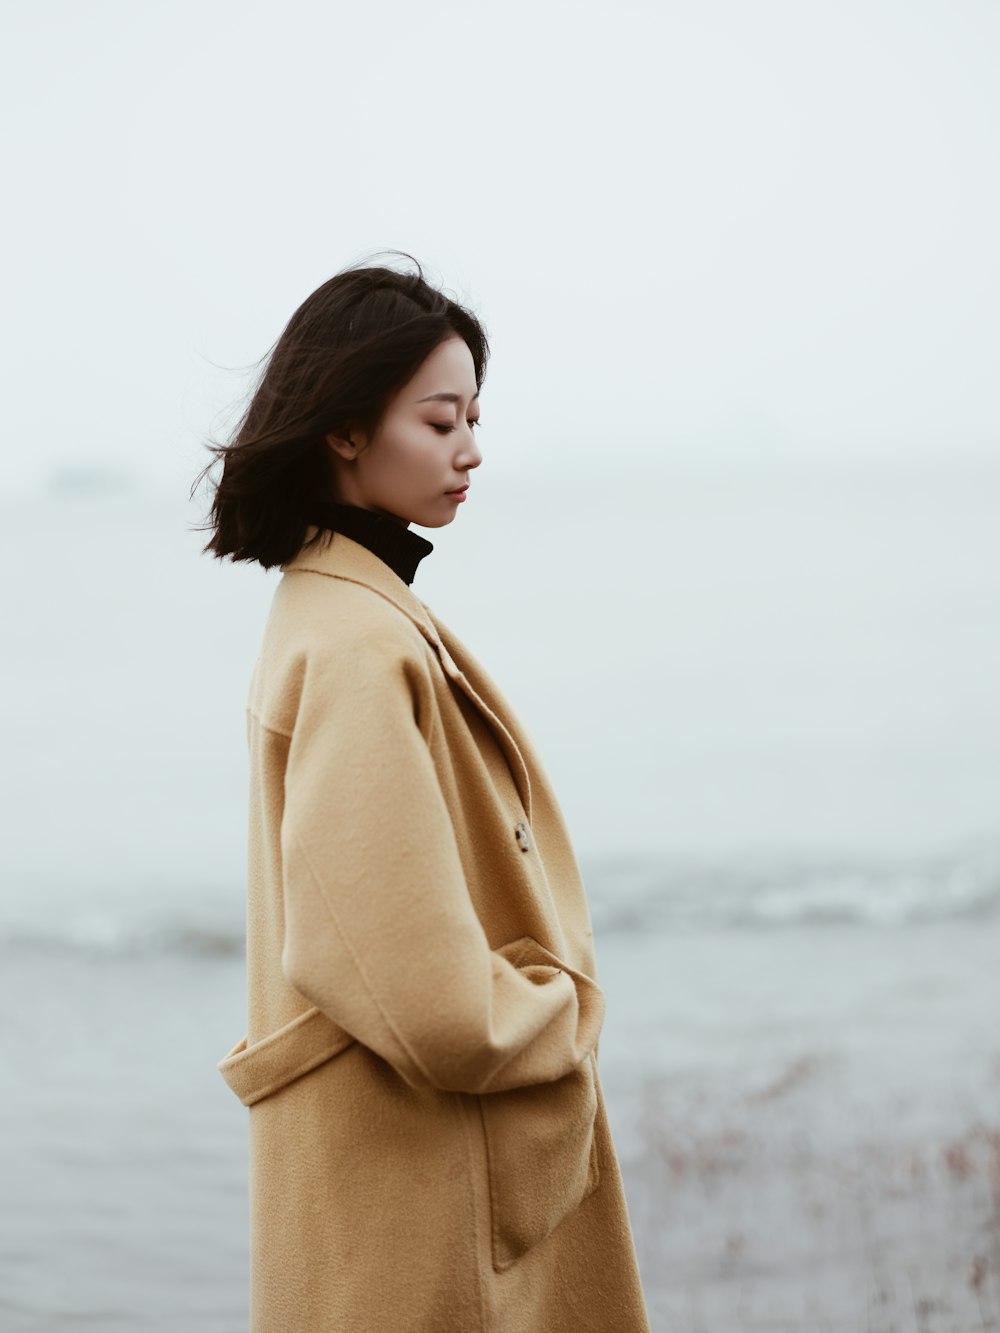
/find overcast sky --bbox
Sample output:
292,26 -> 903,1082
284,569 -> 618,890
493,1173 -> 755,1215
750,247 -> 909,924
3,0 -> 998,495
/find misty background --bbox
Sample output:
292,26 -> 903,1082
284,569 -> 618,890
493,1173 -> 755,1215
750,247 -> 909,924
2,3 -> 999,1330
3,0 -> 997,922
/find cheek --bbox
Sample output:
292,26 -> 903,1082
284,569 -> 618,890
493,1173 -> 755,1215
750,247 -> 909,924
390,436 -> 439,479
362,424 -> 440,490
363,434 -> 412,483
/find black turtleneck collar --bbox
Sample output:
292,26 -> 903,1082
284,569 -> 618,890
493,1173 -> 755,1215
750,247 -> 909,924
308,502 -> 434,586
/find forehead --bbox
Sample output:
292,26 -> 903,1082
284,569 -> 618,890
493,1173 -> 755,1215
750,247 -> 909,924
406,337 -> 478,401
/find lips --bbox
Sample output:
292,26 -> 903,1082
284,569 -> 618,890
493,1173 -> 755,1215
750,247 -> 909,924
445,485 -> 469,496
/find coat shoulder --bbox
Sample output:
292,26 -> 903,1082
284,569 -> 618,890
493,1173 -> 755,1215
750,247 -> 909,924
249,569 -> 433,732
279,566 -> 430,650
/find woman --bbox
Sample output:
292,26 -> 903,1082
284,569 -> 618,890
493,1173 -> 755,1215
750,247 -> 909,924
200,257 -> 650,1332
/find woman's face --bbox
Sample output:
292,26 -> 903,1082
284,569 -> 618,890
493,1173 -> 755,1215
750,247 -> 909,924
327,336 -> 482,528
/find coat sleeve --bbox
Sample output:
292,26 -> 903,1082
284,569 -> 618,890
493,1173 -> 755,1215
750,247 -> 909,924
277,625 -> 605,1095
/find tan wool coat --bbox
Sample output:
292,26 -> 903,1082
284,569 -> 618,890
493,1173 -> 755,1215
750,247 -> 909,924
218,527 -> 650,1332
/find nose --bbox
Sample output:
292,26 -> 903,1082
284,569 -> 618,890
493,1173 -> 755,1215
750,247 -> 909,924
456,428 -> 483,472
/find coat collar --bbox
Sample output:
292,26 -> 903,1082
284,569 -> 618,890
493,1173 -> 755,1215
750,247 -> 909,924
282,528 -> 533,818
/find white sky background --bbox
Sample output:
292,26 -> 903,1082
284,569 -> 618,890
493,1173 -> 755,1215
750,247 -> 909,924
2,0 -> 998,495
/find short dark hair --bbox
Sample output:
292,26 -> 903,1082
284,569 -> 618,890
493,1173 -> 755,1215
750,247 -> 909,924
192,252 -> 489,569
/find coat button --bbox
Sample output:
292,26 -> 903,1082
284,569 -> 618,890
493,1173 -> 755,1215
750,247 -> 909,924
515,822 -> 532,852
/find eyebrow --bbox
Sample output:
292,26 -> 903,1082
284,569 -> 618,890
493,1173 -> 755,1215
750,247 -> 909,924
417,391 -> 480,404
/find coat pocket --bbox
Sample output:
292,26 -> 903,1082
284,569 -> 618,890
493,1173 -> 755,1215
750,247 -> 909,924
478,1048 -> 600,1271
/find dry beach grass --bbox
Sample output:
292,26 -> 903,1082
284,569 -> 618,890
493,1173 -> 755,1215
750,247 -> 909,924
619,1063 -> 1000,1332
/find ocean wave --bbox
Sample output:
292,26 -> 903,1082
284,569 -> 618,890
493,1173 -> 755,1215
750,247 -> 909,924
2,843 -> 999,959
584,842 -> 1000,934
0,914 -> 246,960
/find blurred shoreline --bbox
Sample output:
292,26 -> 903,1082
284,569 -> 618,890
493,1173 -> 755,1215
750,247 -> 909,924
3,468 -> 998,1328
3,916 -> 999,1331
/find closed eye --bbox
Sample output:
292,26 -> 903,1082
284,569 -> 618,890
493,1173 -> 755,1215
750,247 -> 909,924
431,420 -> 482,434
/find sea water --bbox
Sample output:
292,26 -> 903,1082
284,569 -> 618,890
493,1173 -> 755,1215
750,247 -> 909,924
2,458 -> 998,1329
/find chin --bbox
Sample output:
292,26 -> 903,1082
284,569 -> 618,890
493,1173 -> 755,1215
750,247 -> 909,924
413,511 -> 459,529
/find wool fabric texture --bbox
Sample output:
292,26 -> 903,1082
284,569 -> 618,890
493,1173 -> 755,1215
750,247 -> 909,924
218,526 -> 650,1332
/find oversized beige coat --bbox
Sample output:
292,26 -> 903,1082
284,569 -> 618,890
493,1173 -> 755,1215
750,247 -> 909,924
218,527 -> 650,1332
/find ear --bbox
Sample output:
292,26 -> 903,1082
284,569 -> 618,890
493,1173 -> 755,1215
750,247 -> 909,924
326,429 -> 362,462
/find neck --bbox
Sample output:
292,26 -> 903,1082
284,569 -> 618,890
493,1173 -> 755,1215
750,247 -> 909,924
307,501 -> 434,586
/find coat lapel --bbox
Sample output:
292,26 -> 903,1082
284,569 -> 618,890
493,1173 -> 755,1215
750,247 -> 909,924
282,529 -> 534,819
418,605 -> 534,822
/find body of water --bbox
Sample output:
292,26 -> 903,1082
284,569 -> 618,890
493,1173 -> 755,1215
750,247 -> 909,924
2,458 -> 999,1329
